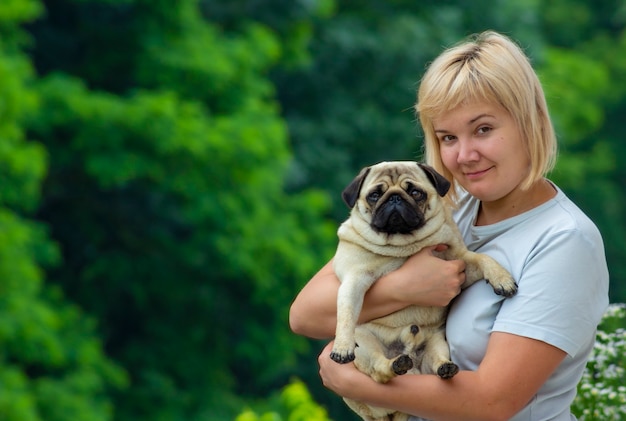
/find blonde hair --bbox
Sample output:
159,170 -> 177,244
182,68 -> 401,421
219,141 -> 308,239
415,31 -> 557,203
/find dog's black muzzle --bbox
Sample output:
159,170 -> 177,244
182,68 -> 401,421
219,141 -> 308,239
371,194 -> 425,234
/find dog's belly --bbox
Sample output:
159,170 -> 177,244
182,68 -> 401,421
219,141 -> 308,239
368,305 -> 447,329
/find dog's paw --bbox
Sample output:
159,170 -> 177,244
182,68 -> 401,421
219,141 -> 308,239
492,281 -> 518,297
330,347 -> 356,364
486,269 -> 518,298
489,276 -> 518,298
392,354 -> 414,375
437,362 -> 459,379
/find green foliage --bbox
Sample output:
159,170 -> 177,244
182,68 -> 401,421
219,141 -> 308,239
572,304 -> 626,419
234,379 -> 332,421
0,0 -> 42,43
21,1 -> 337,420
27,70 -> 335,419
539,0 -> 625,47
137,20 -> 281,110
0,0 -> 41,20
539,46 -> 616,190
0,2 -> 127,419
538,23 -> 626,302
0,57 -> 44,211
539,47 -> 610,144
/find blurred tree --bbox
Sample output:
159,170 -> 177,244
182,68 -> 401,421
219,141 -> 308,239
0,1 -> 127,420
24,0 -> 336,420
538,0 -> 626,300
234,379 -> 332,421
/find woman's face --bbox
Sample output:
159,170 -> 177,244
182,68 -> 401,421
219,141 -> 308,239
433,101 -> 530,203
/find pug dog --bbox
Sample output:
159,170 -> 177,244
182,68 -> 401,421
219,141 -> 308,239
330,161 -> 517,421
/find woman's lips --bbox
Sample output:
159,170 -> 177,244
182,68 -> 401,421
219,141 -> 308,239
464,167 -> 493,180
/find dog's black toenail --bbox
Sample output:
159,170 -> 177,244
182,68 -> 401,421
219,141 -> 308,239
392,355 -> 413,375
437,362 -> 459,379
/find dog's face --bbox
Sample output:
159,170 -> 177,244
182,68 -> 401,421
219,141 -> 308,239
342,161 -> 451,235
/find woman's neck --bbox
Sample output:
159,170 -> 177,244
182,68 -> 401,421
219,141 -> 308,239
475,179 -> 557,226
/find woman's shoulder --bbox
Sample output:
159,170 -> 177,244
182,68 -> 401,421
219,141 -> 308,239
549,184 -> 603,240
452,182 -> 605,249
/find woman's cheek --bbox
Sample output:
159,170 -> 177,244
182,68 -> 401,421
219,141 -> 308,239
439,147 -> 458,172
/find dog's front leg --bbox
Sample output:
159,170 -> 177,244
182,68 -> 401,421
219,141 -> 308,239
462,251 -> 517,297
331,274 -> 376,364
438,230 -> 517,298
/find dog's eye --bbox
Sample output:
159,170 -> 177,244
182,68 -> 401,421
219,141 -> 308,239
410,188 -> 426,201
367,191 -> 381,203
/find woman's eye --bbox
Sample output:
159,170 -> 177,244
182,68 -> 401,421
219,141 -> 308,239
440,135 -> 456,143
477,125 -> 492,135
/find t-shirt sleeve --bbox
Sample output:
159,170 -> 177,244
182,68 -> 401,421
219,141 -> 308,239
492,228 -> 609,357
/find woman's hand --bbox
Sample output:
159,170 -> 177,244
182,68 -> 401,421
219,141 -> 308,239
318,341 -> 374,400
374,245 -> 466,308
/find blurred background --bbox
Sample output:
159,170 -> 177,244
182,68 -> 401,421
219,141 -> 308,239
0,0 -> 624,420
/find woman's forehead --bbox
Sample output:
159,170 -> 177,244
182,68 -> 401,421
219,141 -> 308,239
431,101 -> 508,128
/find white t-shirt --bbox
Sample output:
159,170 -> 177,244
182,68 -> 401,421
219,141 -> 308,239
410,183 -> 609,420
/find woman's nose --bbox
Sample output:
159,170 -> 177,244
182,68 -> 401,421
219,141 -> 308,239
457,139 -> 479,163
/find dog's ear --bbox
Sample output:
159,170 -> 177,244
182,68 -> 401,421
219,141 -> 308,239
342,167 -> 371,208
417,163 -> 451,197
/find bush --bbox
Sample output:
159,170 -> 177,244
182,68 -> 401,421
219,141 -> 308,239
572,303 -> 626,419
235,379 -> 332,421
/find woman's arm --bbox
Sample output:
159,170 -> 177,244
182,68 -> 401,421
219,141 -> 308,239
289,245 -> 466,339
318,332 -> 566,421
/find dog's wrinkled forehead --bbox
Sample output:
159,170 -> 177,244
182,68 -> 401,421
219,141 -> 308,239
366,164 -> 427,192
342,161 -> 451,208
369,162 -> 451,197
364,164 -> 440,201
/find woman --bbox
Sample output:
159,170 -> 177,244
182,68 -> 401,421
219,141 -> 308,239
289,31 -> 609,420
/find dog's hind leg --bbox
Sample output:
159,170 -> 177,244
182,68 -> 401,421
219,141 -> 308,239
354,325 -> 419,384
345,326 -> 416,421
418,326 -> 458,379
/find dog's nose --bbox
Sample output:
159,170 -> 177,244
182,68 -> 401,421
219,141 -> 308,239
388,194 -> 402,204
